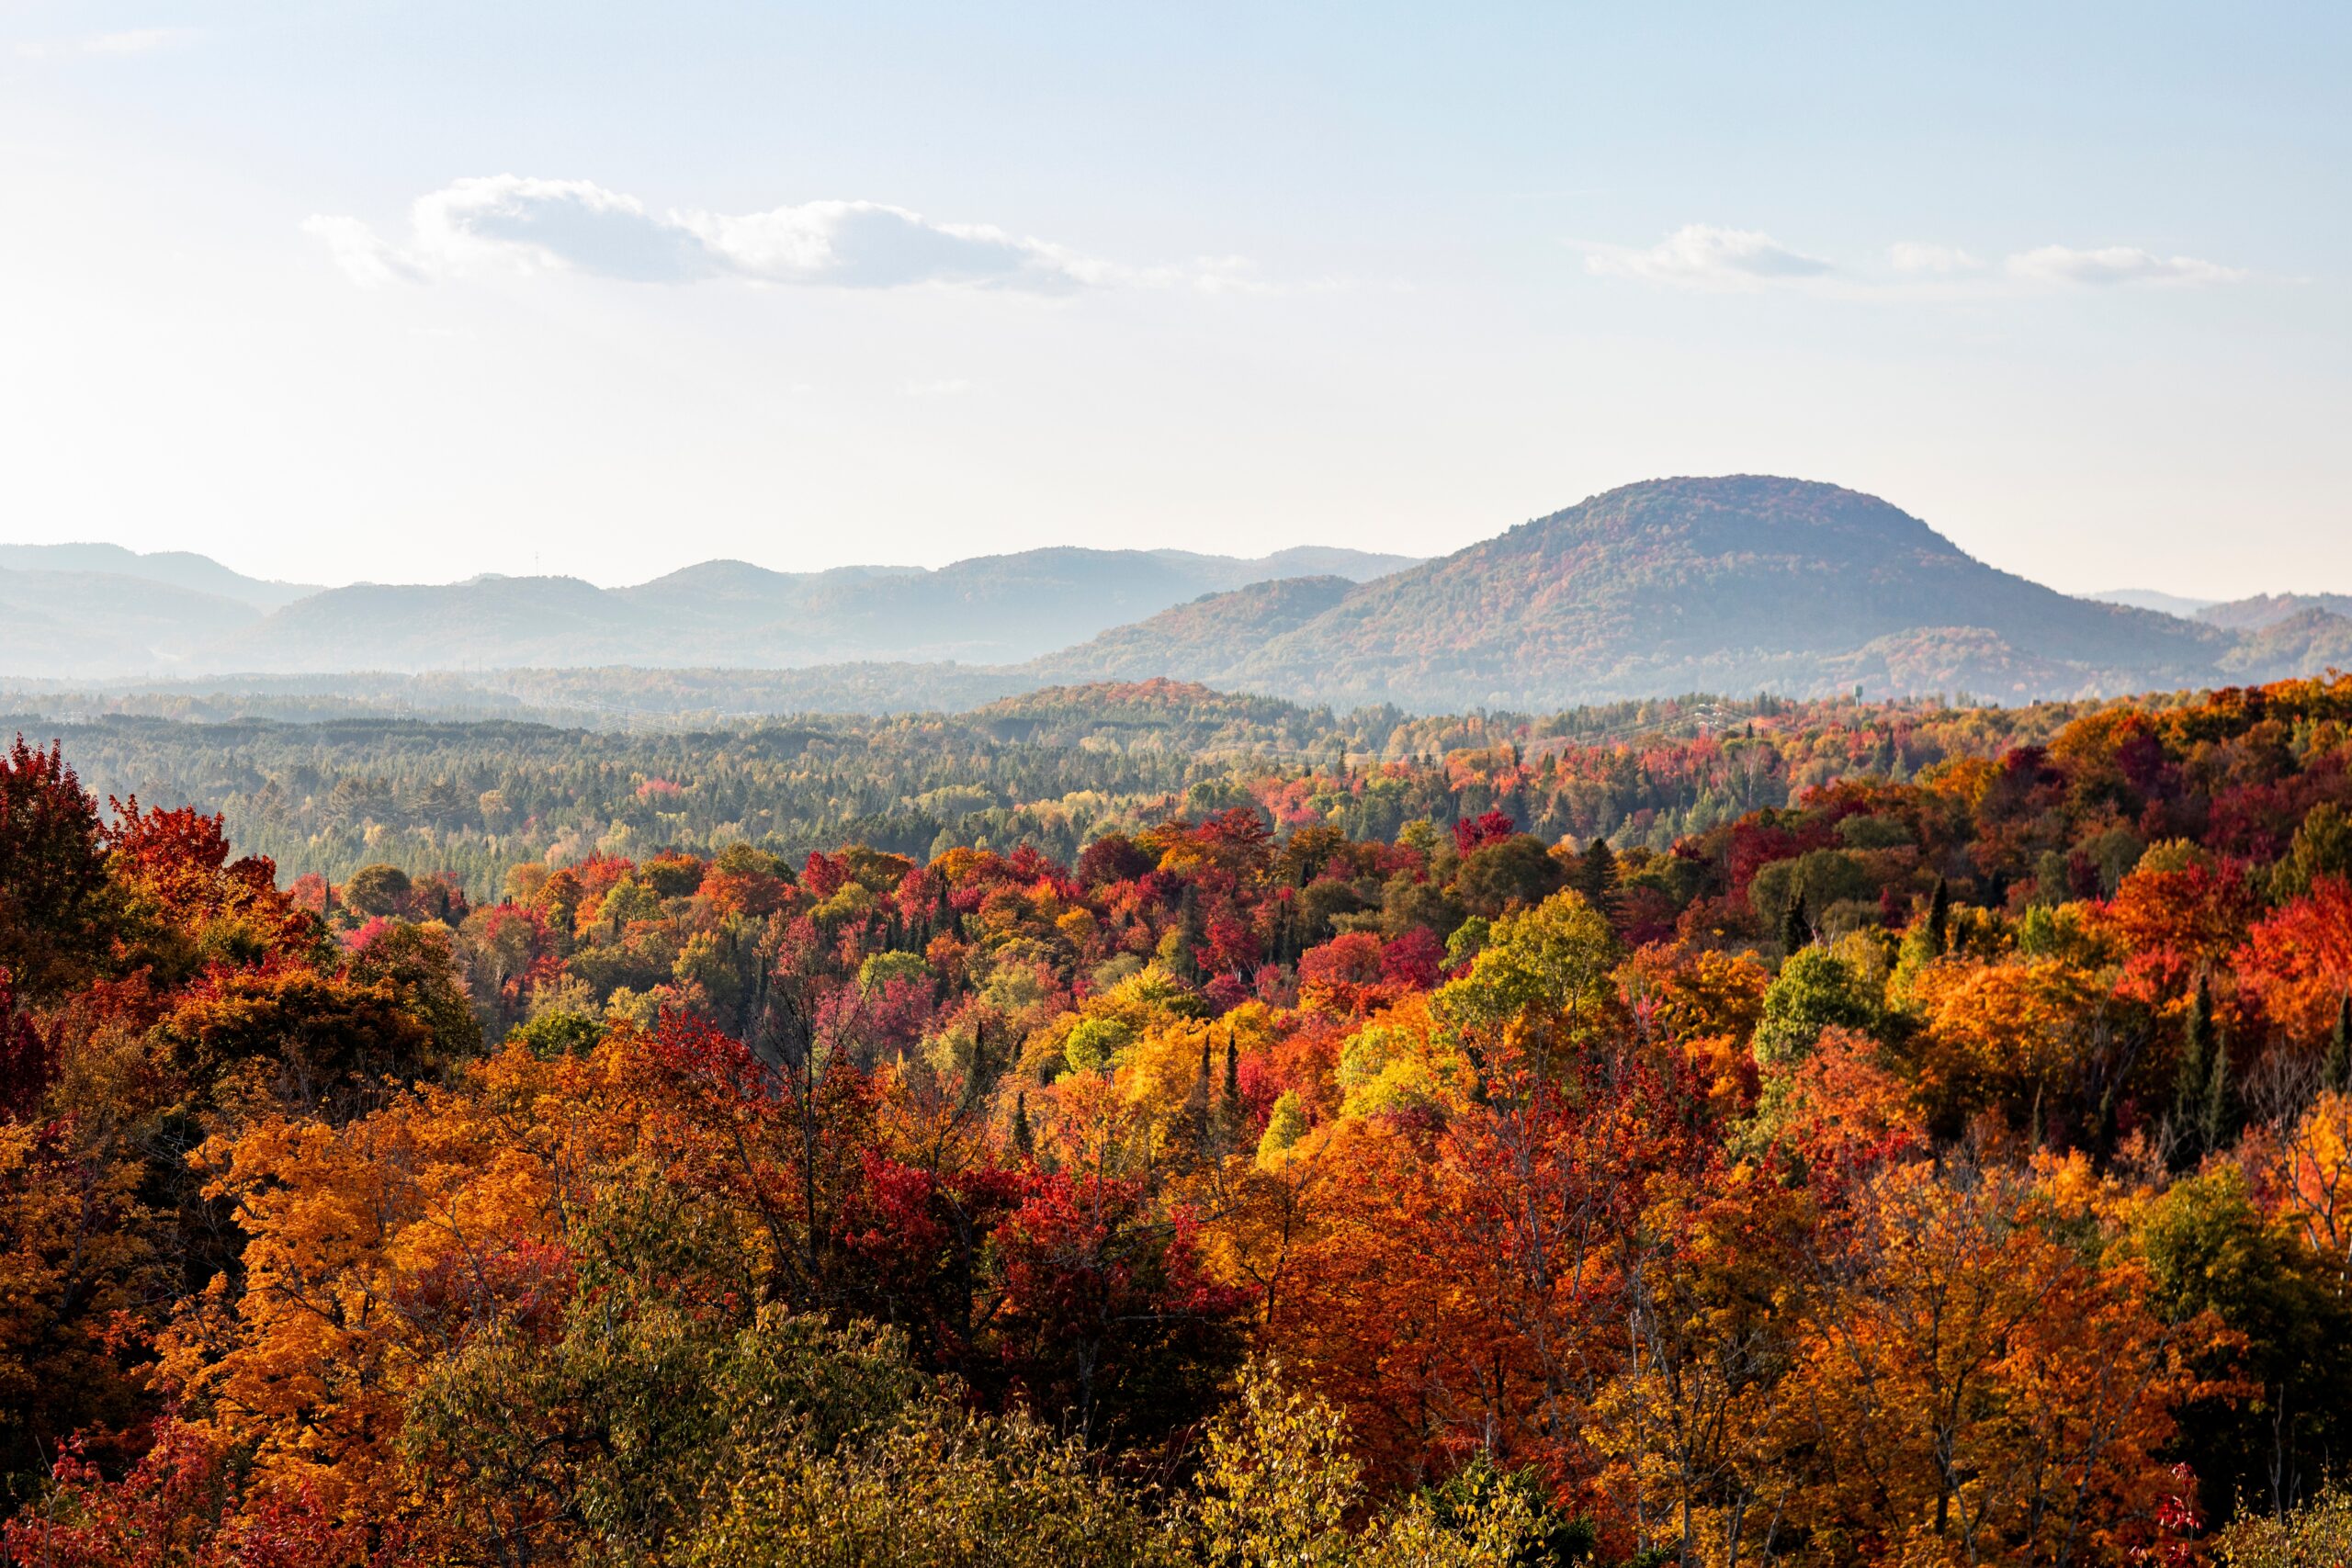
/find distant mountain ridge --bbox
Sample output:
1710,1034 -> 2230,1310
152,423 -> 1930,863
0,544 -> 317,609
2084,588 -> 2222,618
2195,592 -> 2352,632
0,542 -> 1420,678
1029,477 -> 2261,707
6,482 -> 2348,709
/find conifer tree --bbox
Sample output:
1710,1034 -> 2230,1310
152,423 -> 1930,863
2173,973 -> 2211,1153
1185,1035 -> 1213,1149
1780,888 -> 1811,956
1216,1027 -> 1244,1146
1011,1090 -> 1035,1161
1577,837 -> 1620,919
1176,883 -> 1204,983
1927,875 -> 1950,955
2200,1021 -> 2234,1156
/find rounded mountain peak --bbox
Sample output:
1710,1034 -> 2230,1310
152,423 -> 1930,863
1502,474 -> 1957,563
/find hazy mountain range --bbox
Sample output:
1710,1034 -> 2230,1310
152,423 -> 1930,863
1021,477 -> 2352,708
0,545 -> 1419,679
6,479 -> 2347,713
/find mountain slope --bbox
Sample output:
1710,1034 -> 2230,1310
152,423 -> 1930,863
0,545 -> 317,609
1027,575 -> 1359,684
2216,607 -> 2352,682
0,569 -> 263,677
2198,592 -> 2352,632
193,546 -> 1420,673
205,577 -> 656,671
1031,477 -> 2233,709
2085,588 -> 2220,618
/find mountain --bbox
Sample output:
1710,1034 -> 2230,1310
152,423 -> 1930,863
203,576 -> 648,671
2084,588 -> 2220,618
1027,576 -> 1358,684
2197,592 -> 2352,632
0,569 -> 263,677
7,491 -> 2345,710
0,544 -> 316,609
0,544 -> 1419,678
1027,477 -> 2232,709
2215,606 -> 2352,682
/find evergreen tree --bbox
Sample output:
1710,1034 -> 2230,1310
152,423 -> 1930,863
1215,1027 -> 1244,1146
1780,887 -> 1811,956
958,1020 -> 991,1111
1577,837 -> 1620,919
2173,973 -> 2211,1154
2200,1021 -> 2234,1156
1927,875 -> 1950,955
1184,1035 -> 1213,1150
1175,883 -> 1204,983
1011,1090 -> 1035,1161
2325,993 -> 2351,1096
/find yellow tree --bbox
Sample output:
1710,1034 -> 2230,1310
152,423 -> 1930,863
1781,1156 -> 2205,1566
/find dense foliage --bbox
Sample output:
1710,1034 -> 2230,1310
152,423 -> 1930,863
7,674 -> 2352,1563
9,680 -> 2145,905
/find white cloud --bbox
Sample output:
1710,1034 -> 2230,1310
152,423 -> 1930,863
2005,244 -> 2245,287
307,175 -> 1127,291
1581,227 -> 2250,299
1583,225 -> 1834,290
1888,241 -> 1983,275
13,27 -> 193,59
300,215 -> 425,288
901,378 -> 973,398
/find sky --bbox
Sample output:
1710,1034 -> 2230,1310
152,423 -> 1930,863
1,3 -> 2346,597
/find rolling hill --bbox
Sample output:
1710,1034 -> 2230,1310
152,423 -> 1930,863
0,568 -> 264,677
0,544 -> 1419,678
2197,592 -> 2352,632
0,544 -> 316,609
1028,477 -> 2241,708
6,483 -> 2347,709
2083,588 -> 2220,617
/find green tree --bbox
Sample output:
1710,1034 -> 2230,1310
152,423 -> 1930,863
2272,802 -> 2352,902
1432,890 -> 1620,1072
1753,945 -> 1877,1066
342,862 -> 413,918
1574,837 -> 1620,920
2173,971 -> 2213,1158
2132,1168 -> 2352,1525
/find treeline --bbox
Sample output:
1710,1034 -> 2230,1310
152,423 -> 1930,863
8,680 -> 2117,908
6,677 -> 2352,1562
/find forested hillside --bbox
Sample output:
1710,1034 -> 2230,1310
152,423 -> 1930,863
10,681 -> 2119,901
7,675 -> 2352,1562
10,479 -> 2351,708
1038,477 -> 2288,708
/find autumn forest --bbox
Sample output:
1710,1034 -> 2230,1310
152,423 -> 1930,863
2,671 -> 2351,1565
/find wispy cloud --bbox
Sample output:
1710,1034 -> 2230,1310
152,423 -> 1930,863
2004,244 -> 2246,287
300,216 -> 426,288
14,27 -> 194,60
1581,225 -> 2247,297
1887,242 -> 1984,275
1582,225 -> 1834,290
307,175 -> 1230,293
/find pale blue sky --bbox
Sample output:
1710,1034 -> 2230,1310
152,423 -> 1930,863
2,3 -> 2345,595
